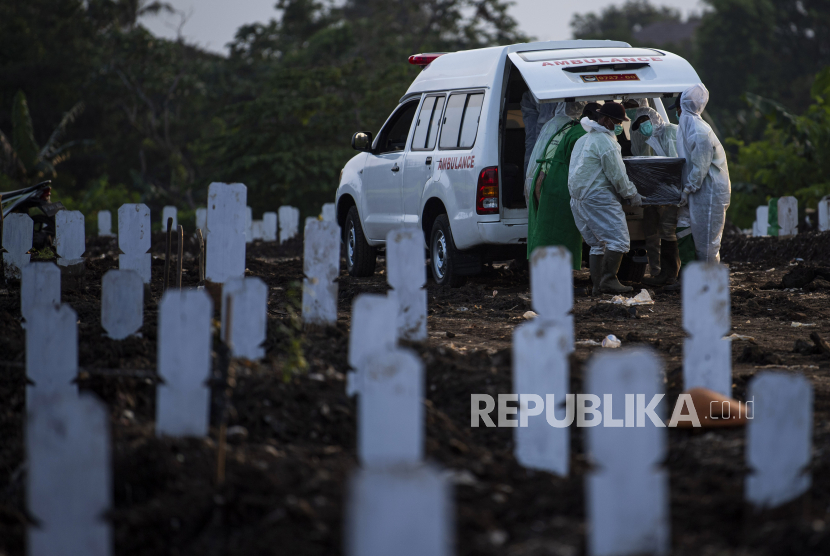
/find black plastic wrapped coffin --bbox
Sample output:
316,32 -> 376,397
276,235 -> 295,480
623,156 -> 685,205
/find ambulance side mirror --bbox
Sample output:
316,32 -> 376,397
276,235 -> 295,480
351,131 -> 373,152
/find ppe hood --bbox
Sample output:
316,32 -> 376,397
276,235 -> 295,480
508,47 -> 701,103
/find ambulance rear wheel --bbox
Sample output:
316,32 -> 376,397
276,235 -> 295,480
430,214 -> 466,288
344,206 -> 377,277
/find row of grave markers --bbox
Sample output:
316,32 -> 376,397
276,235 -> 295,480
751,195 -> 830,237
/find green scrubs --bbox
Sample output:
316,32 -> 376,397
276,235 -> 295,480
527,121 -> 586,270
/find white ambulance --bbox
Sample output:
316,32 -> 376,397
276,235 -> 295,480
334,39 -> 701,286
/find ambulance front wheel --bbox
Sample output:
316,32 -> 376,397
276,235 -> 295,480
344,206 -> 377,277
430,214 -> 466,288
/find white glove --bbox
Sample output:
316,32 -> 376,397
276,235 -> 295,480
628,193 -> 643,207
678,191 -> 689,207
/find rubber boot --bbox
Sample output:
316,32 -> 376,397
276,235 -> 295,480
589,254 -> 603,296
643,240 -> 680,286
600,251 -> 633,294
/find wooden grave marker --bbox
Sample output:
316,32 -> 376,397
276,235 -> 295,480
21,262 -> 60,325
386,229 -> 427,341
195,207 -> 207,235
302,219 -> 340,325
278,205 -> 300,243
322,202 -> 336,222
26,303 -> 77,406
2,212 -> 33,279
118,203 -> 151,283
221,276 -> 268,360
778,196 -> 798,238
819,198 -> 829,233
162,205 -> 178,230
101,269 -> 143,339
347,294 -> 397,396
205,182 -> 247,284
245,206 -> 253,243
262,211 -> 277,242
97,210 -> 113,236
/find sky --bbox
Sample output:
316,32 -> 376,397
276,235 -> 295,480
140,0 -> 705,56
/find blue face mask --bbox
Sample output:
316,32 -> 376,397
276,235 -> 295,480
614,124 -> 624,136
639,121 -> 653,137
625,108 -> 638,120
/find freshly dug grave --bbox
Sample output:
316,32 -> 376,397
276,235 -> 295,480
1,231 -> 830,556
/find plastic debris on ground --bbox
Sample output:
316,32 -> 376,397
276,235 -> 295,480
601,334 -> 621,348
726,333 -> 757,343
523,310 -> 538,320
601,288 -> 654,307
576,339 -> 602,347
791,322 -> 817,328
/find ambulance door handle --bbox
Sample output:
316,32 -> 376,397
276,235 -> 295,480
391,164 -> 400,172
425,157 -> 432,165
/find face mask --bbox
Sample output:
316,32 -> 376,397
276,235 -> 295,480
639,121 -> 653,137
614,124 -> 623,136
625,108 -> 638,120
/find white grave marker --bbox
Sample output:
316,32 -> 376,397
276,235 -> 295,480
818,197 -> 830,233
278,205 -> 300,243
27,392 -> 111,556
347,294 -> 398,396
513,248 -> 574,476
205,182 -> 247,284
303,219 -> 340,325
55,210 -> 85,266
778,196 -> 798,237
263,212 -> 277,241
97,210 -> 113,237
101,269 -> 143,340
2,213 -> 33,279
746,372 -> 812,509
26,303 -> 77,405
322,202 -> 336,222
21,262 -> 60,324
359,349 -> 424,466
195,207 -> 207,234
162,205 -> 178,230
683,262 -> 731,396
251,220 -> 264,240
118,203 -> 151,283
156,289 -> 212,436
221,276 -> 268,360
585,348 -> 669,556
245,206 -> 253,243
753,205 -> 769,237
346,465 -> 452,556
386,229 -> 427,341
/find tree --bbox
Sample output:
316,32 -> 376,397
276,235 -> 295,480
571,0 -> 684,44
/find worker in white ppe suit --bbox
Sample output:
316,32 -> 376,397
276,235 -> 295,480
675,84 -> 731,264
629,107 -> 682,286
569,102 -> 643,295
523,101 -> 587,204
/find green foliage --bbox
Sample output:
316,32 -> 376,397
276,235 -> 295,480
60,175 -> 141,234
727,67 -> 830,228
571,0 -> 683,44
278,281 -> 308,382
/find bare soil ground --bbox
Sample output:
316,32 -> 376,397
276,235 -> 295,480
2,230 -> 830,555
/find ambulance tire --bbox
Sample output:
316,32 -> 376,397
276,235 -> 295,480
618,253 -> 646,283
344,206 -> 377,277
430,214 -> 466,288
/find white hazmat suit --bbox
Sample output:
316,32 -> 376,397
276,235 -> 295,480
523,102 -> 586,203
676,84 -> 731,263
520,93 -> 557,175
568,117 -> 639,255
631,107 -> 678,158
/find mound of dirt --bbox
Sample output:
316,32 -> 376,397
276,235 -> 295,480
721,231 -> 830,265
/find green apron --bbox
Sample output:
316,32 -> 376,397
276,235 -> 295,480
527,122 -> 586,270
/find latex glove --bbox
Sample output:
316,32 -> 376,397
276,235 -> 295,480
678,191 -> 689,207
628,193 -> 643,207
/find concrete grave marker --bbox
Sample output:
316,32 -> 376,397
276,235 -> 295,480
529,246 -> 575,347
753,205 -> 769,237
278,205 -> 300,243
26,303 -> 77,405
746,372 -> 812,509
195,207 -> 207,235
162,206 -> 178,230
251,220 -> 264,240
359,349 -> 424,466
683,262 -> 731,396
97,210 -> 113,236
118,203 -> 151,283
347,294 -> 398,396
262,212 -> 277,241
55,210 -> 85,265
205,182 -> 247,284
27,392 -> 111,556
778,196 -> 798,238
386,229 -> 427,341
819,197 -> 830,233
585,348 -> 669,556
346,465 -> 452,556
221,276 -> 268,360
101,269 -> 143,340
21,262 -> 60,324
156,289 -> 213,436
322,202 -> 336,222
2,213 -> 33,279
302,219 -> 340,325
245,206 -> 253,243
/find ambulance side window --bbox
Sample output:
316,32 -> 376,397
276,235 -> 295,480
411,95 -> 446,151
439,92 -> 484,150
375,100 -> 419,154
